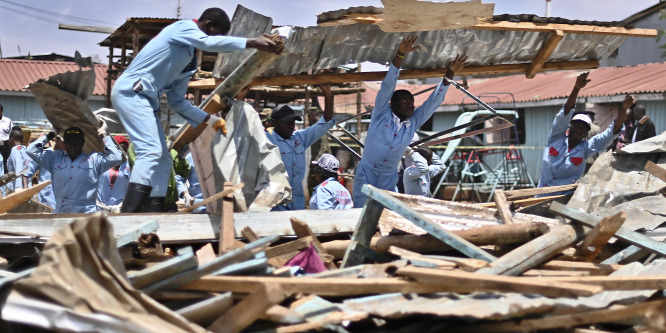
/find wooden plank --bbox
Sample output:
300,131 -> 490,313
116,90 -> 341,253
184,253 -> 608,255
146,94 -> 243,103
575,212 -> 626,260
538,261 -> 621,275
265,236 -> 313,259
176,292 -> 233,327
493,189 -> 513,224
362,185 -> 497,262
188,60 -> 600,88
179,182 -> 244,213
476,224 -> 583,276
142,235 -> 278,293
0,180 -> 51,213
397,266 -> 600,298
196,243 -> 216,265
469,20 -> 658,38
261,305 -> 305,324
219,182 -> 236,254
240,226 -> 260,242
389,246 -> 457,269
449,299 -> 666,333
129,247 -> 198,289
645,160 -> 666,182
207,283 -> 286,333
602,245 -> 648,264
349,241 -> 393,263
477,194 -> 566,208
115,219 -> 159,247
180,275 -> 592,297
290,217 -> 328,255
550,202 -> 666,257
378,0 -> 493,32
504,184 -> 578,200
526,30 -> 564,78
532,275 -> 666,290
341,198 -> 385,268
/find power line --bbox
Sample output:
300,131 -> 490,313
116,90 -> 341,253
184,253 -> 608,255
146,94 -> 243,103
0,0 -> 116,26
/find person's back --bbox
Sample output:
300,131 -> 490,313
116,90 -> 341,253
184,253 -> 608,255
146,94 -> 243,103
403,148 -> 446,197
6,128 -> 28,192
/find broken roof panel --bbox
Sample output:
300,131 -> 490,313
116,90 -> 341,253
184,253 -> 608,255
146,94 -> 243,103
212,5 -> 652,79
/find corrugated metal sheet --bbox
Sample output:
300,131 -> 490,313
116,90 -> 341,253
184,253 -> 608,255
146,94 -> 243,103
0,59 -> 107,96
215,7 -> 625,77
341,260 -> 666,320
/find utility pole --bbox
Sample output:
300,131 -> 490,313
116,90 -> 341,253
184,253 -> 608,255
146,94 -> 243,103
176,0 -> 182,18
545,0 -> 551,18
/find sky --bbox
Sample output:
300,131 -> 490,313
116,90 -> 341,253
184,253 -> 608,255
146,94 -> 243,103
0,0 -> 661,65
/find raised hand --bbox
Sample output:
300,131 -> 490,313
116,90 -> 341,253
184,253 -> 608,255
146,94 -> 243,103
398,35 -> 420,55
574,72 -> 591,90
447,54 -> 469,73
622,94 -> 636,110
247,34 -> 282,54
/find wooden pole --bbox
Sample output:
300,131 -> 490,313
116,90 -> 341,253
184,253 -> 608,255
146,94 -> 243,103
218,182 -> 236,255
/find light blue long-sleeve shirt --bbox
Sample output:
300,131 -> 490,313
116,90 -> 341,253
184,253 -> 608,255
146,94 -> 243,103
26,160 -> 55,208
97,161 -> 131,206
266,117 -> 336,210
537,106 -> 621,194
7,145 -> 28,192
114,19 -> 247,127
27,135 -> 123,213
403,152 -> 446,197
309,177 -> 353,210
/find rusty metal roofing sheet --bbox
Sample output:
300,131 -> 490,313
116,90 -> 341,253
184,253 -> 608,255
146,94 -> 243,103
214,6 -> 626,78
341,260 -> 666,320
0,59 -> 107,96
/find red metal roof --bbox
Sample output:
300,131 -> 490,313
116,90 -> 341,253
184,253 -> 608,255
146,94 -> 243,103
0,59 -> 108,96
444,61 -> 666,106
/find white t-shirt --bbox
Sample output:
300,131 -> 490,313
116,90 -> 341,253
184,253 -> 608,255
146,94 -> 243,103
0,117 -> 12,142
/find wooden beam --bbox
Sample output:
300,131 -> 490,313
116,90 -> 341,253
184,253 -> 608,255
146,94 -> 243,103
538,261 -> 621,275
265,236 -> 313,259
476,224 -> 584,276
240,226 -> 260,242
526,30 -> 564,79
645,160 -> 666,182
449,299 -> 666,332
469,20 -> 658,38
290,217 -> 328,255
176,292 -> 233,327
188,60 -> 600,89
0,180 -> 52,214
396,266 -> 600,298
477,194 -> 567,208
361,185 -> 497,262
219,182 -> 237,255
207,283 -> 286,333
341,198 -> 385,268
532,275 -> 666,291
493,189 -> 513,224
504,184 -> 577,200
180,182 -> 244,213
574,211 -> 626,260
550,202 -> 666,257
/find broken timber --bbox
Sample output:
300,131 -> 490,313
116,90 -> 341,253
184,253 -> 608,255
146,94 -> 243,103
0,180 -> 52,214
341,185 -> 496,268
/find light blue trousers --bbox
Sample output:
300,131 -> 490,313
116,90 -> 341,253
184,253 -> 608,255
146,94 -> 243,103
111,78 -> 172,197
352,161 -> 399,208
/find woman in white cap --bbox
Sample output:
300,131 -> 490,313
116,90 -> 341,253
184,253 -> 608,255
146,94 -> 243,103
538,72 -> 634,195
310,154 -> 352,210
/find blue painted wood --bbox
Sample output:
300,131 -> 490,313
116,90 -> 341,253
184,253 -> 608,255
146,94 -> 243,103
550,202 -> 666,257
362,185 -> 497,262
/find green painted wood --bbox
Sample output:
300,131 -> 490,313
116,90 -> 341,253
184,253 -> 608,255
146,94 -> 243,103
341,198 -> 385,268
550,202 -> 666,257
362,185 -> 497,262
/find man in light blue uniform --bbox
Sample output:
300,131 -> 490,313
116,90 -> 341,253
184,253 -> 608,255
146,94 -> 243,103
111,7 -> 280,213
352,36 -> 468,207
6,128 -> 29,192
176,152 -> 205,212
266,85 -> 335,210
310,154 -> 352,210
538,72 -> 633,196
26,160 -> 55,208
26,126 -> 122,213
97,135 -> 131,210
403,147 -> 446,197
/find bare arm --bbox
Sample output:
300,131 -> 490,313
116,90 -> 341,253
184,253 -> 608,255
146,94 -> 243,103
614,94 -> 635,135
564,72 -> 590,115
319,84 -> 334,122
392,35 -> 420,68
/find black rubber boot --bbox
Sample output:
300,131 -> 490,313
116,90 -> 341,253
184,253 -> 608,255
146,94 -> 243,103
120,183 -> 152,213
144,197 -> 166,213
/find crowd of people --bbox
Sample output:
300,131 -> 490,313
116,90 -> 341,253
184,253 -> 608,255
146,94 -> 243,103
0,7 -> 658,214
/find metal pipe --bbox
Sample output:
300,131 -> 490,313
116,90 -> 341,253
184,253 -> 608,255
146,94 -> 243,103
410,114 -> 498,147
327,133 -> 362,159
335,124 -> 364,148
443,77 -> 514,124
